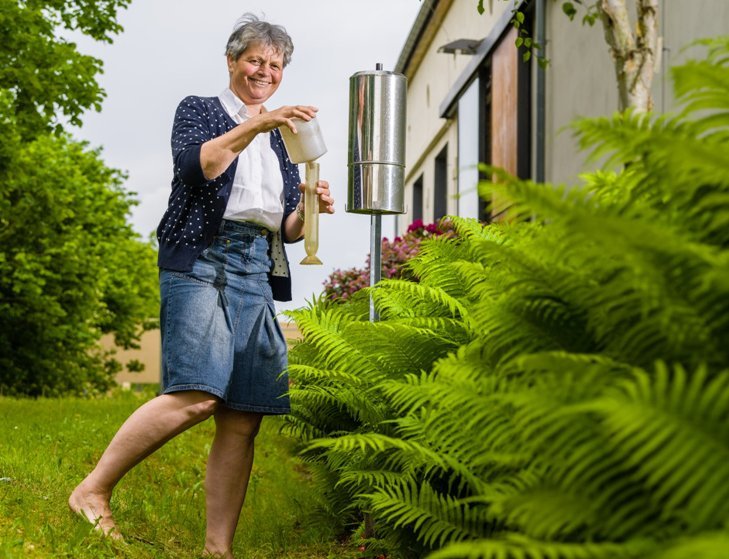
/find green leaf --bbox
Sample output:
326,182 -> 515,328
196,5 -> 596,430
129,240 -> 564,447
562,1 -> 578,20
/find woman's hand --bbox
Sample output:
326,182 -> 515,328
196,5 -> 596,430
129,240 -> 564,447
200,105 -> 318,180
283,179 -> 334,242
255,105 -> 318,134
298,179 -> 335,215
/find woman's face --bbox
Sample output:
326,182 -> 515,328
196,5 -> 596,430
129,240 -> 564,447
228,42 -> 284,108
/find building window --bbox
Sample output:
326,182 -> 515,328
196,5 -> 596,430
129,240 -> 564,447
457,79 -> 481,220
412,174 -> 424,223
434,145 -> 448,221
447,9 -> 533,223
479,64 -> 492,222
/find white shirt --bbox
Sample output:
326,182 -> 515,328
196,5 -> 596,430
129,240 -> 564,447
218,88 -> 284,231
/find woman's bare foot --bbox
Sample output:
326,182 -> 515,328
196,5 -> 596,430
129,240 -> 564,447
201,550 -> 234,559
68,481 -> 123,540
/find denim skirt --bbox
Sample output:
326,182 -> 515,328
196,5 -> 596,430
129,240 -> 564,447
159,220 -> 290,414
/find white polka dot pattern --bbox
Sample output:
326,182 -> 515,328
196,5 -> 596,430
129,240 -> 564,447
156,95 -> 302,302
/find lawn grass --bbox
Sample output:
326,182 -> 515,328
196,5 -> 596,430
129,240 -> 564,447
0,389 -> 360,558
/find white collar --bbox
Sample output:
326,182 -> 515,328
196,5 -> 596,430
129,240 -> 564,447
218,88 -> 248,120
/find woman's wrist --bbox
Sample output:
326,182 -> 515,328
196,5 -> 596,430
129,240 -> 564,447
295,202 -> 305,223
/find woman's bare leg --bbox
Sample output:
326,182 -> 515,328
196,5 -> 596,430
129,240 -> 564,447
69,390 -> 219,538
203,408 -> 263,558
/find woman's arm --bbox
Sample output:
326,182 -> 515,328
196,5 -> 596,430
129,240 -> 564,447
200,105 -> 318,181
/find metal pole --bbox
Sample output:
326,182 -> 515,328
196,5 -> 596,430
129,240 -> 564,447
370,62 -> 384,323
369,213 -> 382,322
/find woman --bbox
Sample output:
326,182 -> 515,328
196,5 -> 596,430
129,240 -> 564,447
69,13 -> 334,558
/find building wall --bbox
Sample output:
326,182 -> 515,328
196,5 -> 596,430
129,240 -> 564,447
399,0 -> 729,233
402,0 -> 513,227
101,329 -> 161,386
545,0 -> 729,185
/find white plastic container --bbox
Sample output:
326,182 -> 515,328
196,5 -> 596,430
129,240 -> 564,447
279,117 -> 327,163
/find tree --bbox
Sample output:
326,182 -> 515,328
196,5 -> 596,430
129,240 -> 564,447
597,0 -> 659,111
0,0 -> 131,135
488,0 -> 660,111
0,0 -> 158,396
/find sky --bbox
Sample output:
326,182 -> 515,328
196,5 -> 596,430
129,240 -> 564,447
70,0 -> 423,313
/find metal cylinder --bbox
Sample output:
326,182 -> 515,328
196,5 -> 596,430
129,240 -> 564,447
347,70 -> 407,214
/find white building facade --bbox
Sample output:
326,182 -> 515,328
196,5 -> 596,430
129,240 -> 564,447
393,0 -> 729,231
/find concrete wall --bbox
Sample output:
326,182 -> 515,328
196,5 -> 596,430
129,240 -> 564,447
545,0 -> 729,185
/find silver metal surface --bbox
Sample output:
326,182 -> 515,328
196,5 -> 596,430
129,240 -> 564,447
369,214 -> 381,322
347,70 -> 407,214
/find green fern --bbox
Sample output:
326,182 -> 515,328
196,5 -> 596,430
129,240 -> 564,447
583,363 -> 729,530
365,477 -> 492,548
427,534 -> 652,559
284,38 -> 729,559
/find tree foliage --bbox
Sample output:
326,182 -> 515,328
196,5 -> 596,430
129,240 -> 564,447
284,38 -> 729,558
0,0 -> 158,396
0,0 -> 131,135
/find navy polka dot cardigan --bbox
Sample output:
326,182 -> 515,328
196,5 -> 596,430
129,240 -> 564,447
156,95 -> 302,302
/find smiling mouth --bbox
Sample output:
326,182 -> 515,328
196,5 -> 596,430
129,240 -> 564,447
250,78 -> 271,87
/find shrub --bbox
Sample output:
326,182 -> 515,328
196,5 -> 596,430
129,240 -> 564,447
322,219 -> 455,303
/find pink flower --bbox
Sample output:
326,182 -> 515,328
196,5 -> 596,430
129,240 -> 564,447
322,219 -> 456,303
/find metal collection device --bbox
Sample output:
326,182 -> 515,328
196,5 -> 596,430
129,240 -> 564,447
278,63 -> 407,314
347,63 -> 407,320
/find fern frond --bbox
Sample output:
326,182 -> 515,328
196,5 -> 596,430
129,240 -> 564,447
365,477 -> 491,548
336,467 -> 411,494
288,363 -> 366,387
342,321 -> 459,378
388,316 -> 472,346
481,174 -> 729,368
304,433 -> 447,469
409,236 -> 472,298
448,215 -> 500,241
673,37 -> 729,135
373,279 -> 469,319
280,412 -> 328,441
650,531 -> 729,559
290,383 -> 387,427
584,363 -> 729,530
427,534 -> 652,559
289,306 -> 380,375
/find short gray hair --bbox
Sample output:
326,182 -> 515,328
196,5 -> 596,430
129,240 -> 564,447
225,13 -> 294,67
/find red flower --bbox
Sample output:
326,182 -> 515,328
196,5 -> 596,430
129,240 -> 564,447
407,219 -> 424,232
